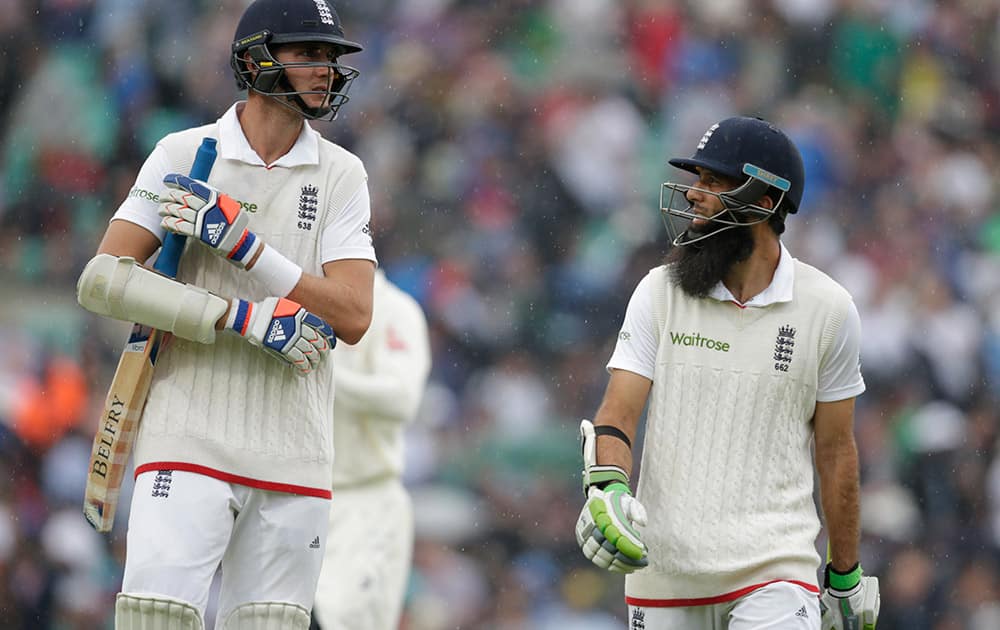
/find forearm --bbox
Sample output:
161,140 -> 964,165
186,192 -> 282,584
590,370 -> 650,478
577,369 -> 652,574
287,261 -> 374,344
335,369 -> 424,422
593,406 -> 637,477
818,436 -> 861,571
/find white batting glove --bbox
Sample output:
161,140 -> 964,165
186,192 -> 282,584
224,297 -> 335,375
575,419 -> 648,573
576,481 -> 649,573
820,563 -> 880,630
158,173 -> 263,268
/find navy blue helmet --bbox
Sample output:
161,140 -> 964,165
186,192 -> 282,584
231,0 -> 362,121
660,116 -> 806,245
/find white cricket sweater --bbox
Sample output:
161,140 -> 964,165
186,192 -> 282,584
625,261 -> 855,603
330,270 -> 431,487
129,113 -> 371,497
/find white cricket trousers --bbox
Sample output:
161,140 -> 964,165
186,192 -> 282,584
312,478 -> 412,630
122,469 -> 330,625
627,581 -> 821,630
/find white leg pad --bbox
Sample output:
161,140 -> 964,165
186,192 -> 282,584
221,602 -> 310,630
77,254 -> 228,344
115,593 -> 204,630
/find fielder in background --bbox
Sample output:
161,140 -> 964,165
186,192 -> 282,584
312,269 -> 431,630
75,1 -> 375,628
575,116 -> 880,630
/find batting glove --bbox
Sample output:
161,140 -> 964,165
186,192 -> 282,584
159,173 -> 263,269
575,420 -> 648,573
576,479 -> 649,573
224,297 -> 335,376
820,562 -> 880,630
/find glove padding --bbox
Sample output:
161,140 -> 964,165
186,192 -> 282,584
575,481 -> 648,573
225,297 -> 335,375
820,567 -> 880,630
158,173 -> 263,268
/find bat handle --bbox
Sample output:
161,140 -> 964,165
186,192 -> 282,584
154,137 -> 219,278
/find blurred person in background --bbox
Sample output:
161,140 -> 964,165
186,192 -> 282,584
74,0 -> 373,627
312,269 -> 431,630
575,117 -> 879,629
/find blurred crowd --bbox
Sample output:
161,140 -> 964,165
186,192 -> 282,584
1,0 -> 999,628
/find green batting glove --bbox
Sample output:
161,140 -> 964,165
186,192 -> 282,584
576,419 -> 648,573
819,562 -> 880,630
575,475 -> 649,573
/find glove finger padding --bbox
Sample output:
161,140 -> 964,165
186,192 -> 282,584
158,195 -> 201,237
303,312 -> 335,347
158,174 -> 259,266
576,483 -> 648,573
280,327 -> 330,372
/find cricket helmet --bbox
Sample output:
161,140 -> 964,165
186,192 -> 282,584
231,0 -> 362,121
660,116 -> 805,246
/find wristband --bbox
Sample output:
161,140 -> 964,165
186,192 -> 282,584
225,224 -> 263,267
224,298 -> 253,336
247,244 -> 303,298
583,464 -> 629,494
595,425 -> 632,449
825,561 -> 862,591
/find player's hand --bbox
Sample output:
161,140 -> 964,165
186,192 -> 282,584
224,297 -> 335,375
575,481 -> 648,573
820,563 -> 880,630
158,173 -> 263,269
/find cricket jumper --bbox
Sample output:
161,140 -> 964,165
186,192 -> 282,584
329,270 -> 431,488
114,103 -> 376,498
617,255 -> 863,605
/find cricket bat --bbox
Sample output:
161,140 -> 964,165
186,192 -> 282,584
83,137 -> 218,532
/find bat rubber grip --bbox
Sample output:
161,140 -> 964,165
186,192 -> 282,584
154,137 -> 218,277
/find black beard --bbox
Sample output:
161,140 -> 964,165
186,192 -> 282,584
666,224 -> 755,298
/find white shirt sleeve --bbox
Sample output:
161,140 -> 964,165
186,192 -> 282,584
606,272 -> 658,380
320,179 -> 377,265
111,144 -> 173,242
816,299 -> 866,402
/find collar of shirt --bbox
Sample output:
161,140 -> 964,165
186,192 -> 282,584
217,102 -> 320,168
706,241 -> 794,307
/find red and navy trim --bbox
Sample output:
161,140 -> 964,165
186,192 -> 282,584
626,579 -> 819,607
228,229 -> 256,261
230,299 -> 253,336
135,462 -> 332,499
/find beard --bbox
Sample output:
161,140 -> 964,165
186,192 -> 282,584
666,222 -> 755,298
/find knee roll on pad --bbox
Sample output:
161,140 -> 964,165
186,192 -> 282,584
77,254 -> 228,344
221,601 -> 310,629
115,593 -> 203,630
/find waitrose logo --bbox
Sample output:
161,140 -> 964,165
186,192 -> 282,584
669,331 -> 730,352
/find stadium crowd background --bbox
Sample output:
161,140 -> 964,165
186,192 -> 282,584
1,0 -> 999,627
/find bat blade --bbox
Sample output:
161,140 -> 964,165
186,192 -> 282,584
82,136 -> 217,533
83,325 -> 160,532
